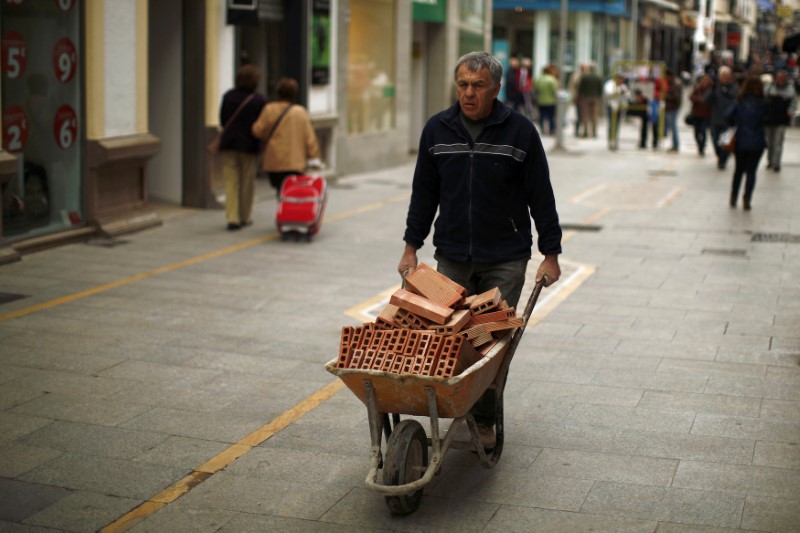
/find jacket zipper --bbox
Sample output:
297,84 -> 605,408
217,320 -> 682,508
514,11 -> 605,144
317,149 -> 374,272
468,148 -> 474,259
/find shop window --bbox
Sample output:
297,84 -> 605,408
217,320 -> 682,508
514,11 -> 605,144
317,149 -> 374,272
2,0 -> 82,240
347,0 -> 396,134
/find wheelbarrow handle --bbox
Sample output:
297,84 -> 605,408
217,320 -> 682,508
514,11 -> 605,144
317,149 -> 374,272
495,275 -> 548,384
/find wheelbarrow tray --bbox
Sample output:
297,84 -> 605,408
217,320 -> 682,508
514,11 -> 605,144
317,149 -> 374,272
325,332 -> 511,419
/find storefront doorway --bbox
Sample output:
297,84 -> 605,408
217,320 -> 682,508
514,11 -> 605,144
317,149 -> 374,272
1,0 -> 83,241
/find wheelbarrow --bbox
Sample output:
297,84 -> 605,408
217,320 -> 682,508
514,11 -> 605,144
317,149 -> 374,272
325,277 -> 547,514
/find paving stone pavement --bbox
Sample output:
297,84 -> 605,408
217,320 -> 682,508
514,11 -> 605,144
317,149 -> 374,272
0,117 -> 799,532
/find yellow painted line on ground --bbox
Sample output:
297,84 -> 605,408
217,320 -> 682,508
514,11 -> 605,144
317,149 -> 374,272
100,379 -> 344,533
0,194 -> 409,324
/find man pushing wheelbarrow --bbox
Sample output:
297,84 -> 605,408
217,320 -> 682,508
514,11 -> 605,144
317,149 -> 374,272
327,51 -> 562,515
397,50 -> 562,451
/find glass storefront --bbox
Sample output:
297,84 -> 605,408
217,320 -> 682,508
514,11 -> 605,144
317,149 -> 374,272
1,0 -> 82,240
347,0 -> 396,134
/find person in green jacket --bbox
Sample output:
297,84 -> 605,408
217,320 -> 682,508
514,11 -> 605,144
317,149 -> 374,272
534,65 -> 559,135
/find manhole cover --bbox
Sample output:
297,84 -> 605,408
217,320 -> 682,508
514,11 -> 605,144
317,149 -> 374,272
0,292 -> 28,306
751,233 -> 800,243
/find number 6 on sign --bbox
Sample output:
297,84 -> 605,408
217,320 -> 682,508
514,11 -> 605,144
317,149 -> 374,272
53,104 -> 77,150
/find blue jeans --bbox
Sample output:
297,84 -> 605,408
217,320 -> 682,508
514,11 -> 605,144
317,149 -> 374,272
665,110 -> 679,150
434,253 -> 529,427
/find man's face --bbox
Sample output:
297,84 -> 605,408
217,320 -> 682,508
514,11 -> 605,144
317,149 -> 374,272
719,70 -> 731,84
455,65 -> 500,121
776,71 -> 787,86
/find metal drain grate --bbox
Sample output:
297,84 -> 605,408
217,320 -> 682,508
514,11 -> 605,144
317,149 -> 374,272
702,248 -> 748,257
0,292 -> 28,306
751,233 -> 800,244
85,238 -> 129,248
561,223 -> 602,232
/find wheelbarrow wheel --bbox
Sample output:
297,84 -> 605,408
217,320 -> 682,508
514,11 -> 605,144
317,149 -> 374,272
383,419 -> 428,515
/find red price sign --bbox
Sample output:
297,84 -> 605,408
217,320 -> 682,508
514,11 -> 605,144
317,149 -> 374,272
53,104 -> 77,150
2,105 -> 29,153
2,31 -> 27,79
53,37 -> 77,83
55,0 -> 75,11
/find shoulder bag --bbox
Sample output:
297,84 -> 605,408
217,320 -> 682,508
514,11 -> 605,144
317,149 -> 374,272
260,103 -> 293,157
207,93 -> 256,154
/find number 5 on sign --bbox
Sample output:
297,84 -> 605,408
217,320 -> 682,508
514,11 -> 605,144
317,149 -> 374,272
1,31 -> 27,79
53,104 -> 77,150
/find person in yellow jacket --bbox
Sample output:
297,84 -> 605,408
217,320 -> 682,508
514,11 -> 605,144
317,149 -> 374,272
252,77 -> 321,195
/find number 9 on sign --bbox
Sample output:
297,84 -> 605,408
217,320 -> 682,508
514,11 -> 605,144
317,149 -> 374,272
54,104 -> 77,150
53,37 -> 76,83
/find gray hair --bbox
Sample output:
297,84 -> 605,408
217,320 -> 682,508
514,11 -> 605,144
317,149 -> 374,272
454,51 -> 503,88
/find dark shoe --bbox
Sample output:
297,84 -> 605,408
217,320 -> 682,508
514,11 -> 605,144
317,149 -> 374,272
227,223 -> 241,231
729,194 -> 736,208
717,162 -> 726,170
477,424 -> 496,450
773,167 -> 780,172
668,148 -> 679,153
743,197 -> 751,210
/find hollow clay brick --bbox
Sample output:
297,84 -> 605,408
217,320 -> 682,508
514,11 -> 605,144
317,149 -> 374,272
430,308 -> 471,335
390,288 -> 453,325
469,332 -> 494,348
465,308 -> 516,328
455,339 -> 483,373
470,288 -> 502,315
484,316 -> 524,333
381,352 -> 397,372
349,349 -> 365,369
371,350 -> 386,371
391,354 -> 406,374
395,308 -> 432,329
404,263 -> 465,308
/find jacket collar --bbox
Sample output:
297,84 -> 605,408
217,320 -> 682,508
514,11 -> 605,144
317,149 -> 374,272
441,99 -> 511,131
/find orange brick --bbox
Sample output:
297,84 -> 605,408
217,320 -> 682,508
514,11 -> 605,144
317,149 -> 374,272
465,308 -> 516,327
395,308 -> 433,329
430,308 -> 471,335
470,288 -> 502,315
390,288 -> 453,325
404,263 -> 465,307
391,354 -> 406,374
349,348 -> 365,369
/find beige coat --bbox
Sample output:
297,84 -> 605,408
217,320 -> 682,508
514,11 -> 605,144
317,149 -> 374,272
252,101 -> 320,172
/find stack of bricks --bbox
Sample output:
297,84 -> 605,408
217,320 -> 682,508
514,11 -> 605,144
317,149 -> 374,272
336,264 -> 524,379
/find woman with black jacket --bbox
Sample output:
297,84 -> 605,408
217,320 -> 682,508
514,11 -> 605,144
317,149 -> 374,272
725,75 -> 767,210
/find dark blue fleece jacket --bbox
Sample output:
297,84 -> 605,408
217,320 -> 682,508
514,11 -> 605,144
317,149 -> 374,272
404,99 -> 562,263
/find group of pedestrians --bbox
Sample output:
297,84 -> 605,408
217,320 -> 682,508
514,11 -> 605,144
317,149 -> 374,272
687,65 -> 797,209
215,65 -> 320,231
505,57 -> 560,136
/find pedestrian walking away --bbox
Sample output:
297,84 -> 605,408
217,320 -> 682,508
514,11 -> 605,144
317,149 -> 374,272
252,77 -> 321,198
725,75 -> 767,210
705,66 -> 739,170
764,70 -> 797,172
398,50 -> 562,451
663,69 -> 683,152
689,74 -> 713,156
603,73 -> 629,151
577,63 -> 603,138
215,64 -> 267,231
534,65 -> 559,135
